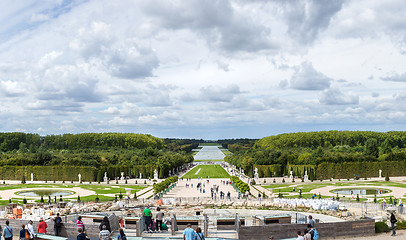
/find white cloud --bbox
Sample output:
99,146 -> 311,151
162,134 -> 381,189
289,62 -> 332,90
319,88 -> 359,105
0,0 -> 405,138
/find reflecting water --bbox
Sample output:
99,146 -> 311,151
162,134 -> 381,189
332,188 -> 389,195
194,146 -> 225,160
17,189 -> 74,197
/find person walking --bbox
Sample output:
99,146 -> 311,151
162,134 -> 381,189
155,207 -> 164,232
25,221 -> 34,240
117,228 -> 127,240
390,212 -> 397,236
99,225 -> 111,240
38,217 -> 48,233
143,206 -> 152,233
54,213 -> 63,236
183,224 -> 194,240
308,215 -> 314,228
77,216 -> 85,232
99,216 -> 111,233
19,225 -> 26,240
193,227 -> 204,240
2,220 -> 13,240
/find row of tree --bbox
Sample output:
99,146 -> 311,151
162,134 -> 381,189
225,131 -> 406,178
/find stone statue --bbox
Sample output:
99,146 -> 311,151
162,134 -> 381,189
304,170 -> 309,181
104,172 -> 108,182
121,172 -> 125,180
254,167 -> 259,179
31,173 -> 33,182
154,169 -> 158,180
289,171 -> 293,179
139,173 -> 142,179
379,169 -> 382,178
78,173 -> 81,182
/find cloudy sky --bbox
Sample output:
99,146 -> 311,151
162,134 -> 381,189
1,0 -> 406,139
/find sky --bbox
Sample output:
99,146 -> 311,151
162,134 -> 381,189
1,0 -> 406,139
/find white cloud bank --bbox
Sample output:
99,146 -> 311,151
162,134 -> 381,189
0,0 -> 406,139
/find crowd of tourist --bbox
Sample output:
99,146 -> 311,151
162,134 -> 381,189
0,214 -> 127,240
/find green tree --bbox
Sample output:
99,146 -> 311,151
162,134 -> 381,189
380,139 -> 392,155
97,170 -> 102,183
365,138 -> 379,158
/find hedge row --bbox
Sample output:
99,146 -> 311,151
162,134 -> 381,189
153,176 -> 178,194
316,161 -> 406,179
254,164 -> 283,178
0,166 -> 96,181
230,176 -> 250,194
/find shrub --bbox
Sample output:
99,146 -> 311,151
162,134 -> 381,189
292,178 -> 295,183
273,179 -> 276,183
374,195 -> 377,203
336,193 -> 340,201
396,220 -> 406,230
95,194 -> 100,203
77,195 -> 81,202
21,175 -> 26,184
356,194 -> 360,202
40,196 -> 44,203
230,176 -> 250,194
375,221 -> 389,233
23,198 -> 27,204
282,178 -> 285,183
385,173 -> 390,181
153,176 -> 179,194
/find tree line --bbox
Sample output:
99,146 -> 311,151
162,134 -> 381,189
225,131 -> 406,178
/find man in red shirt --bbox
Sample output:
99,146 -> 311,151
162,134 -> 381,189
38,217 -> 48,233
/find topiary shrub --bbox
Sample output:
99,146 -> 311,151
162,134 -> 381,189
22,175 -> 26,184
282,178 -> 285,183
40,196 -> 44,203
23,198 -> 27,204
95,194 -> 100,203
356,194 -> 360,202
385,173 -> 390,181
273,179 -> 276,183
375,221 -> 389,233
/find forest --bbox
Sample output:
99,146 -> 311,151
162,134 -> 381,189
0,133 -> 193,181
225,131 -> 406,179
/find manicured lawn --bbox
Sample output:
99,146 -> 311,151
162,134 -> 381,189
182,165 -> 230,179
79,184 -> 145,194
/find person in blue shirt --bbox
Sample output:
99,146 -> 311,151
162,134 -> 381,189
2,220 -> 13,240
19,225 -> 26,240
183,224 -> 195,240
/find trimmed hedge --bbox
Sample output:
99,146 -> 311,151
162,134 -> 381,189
0,166 -> 96,181
153,176 -> 178,194
316,161 -> 406,179
230,176 -> 250,194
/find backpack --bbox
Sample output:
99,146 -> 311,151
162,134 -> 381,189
312,228 -> 319,240
25,229 -> 30,240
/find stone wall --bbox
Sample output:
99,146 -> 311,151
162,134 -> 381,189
238,219 -> 375,240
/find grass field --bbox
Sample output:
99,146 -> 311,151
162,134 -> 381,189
182,165 -> 230,179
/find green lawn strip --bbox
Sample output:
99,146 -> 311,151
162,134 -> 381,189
0,184 -> 72,190
79,185 -> 145,194
137,188 -> 153,198
65,194 -> 116,202
193,159 -> 224,162
263,184 -> 293,189
199,143 -> 221,146
222,150 -> 232,156
182,165 -> 230,179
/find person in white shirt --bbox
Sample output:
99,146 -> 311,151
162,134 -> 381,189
296,230 -> 304,240
25,221 -> 34,240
